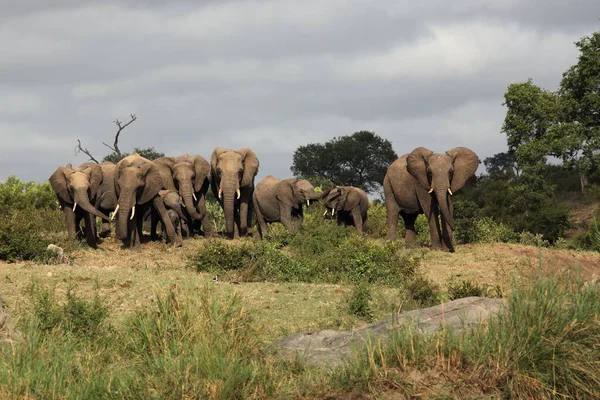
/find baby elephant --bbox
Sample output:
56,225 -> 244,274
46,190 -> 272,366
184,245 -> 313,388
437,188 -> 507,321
253,175 -> 320,238
165,209 -> 189,240
152,190 -> 191,240
321,186 -> 369,232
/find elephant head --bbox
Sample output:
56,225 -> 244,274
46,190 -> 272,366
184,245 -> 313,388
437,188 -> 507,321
321,186 -> 361,215
277,179 -> 319,209
211,148 -> 259,236
49,164 -> 110,222
406,146 -> 479,230
114,154 -> 163,241
171,155 -> 210,221
158,189 -> 188,224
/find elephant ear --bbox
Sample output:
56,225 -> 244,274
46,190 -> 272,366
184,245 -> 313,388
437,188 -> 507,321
276,181 -> 299,209
406,147 -> 434,190
154,157 -> 176,169
446,147 -> 479,193
238,148 -> 259,187
138,162 -> 163,204
82,164 -> 103,199
341,188 -> 362,212
211,148 -> 225,177
193,156 -> 211,192
49,166 -> 72,204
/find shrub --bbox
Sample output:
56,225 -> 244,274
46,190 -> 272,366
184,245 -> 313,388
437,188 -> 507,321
0,208 -> 66,262
365,202 -> 387,239
456,217 -> 518,244
346,282 -> 374,321
32,282 -> 109,338
575,217 -> 600,252
446,279 -> 484,300
205,199 -> 226,233
189,240 -> 255,272
0,176 -> 57,214
404,275 -> 440,307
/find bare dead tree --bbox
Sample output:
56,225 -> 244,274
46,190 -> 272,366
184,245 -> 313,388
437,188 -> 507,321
74,113 -> 137,163
74,139 -> 100,163
102,114 -> 137,156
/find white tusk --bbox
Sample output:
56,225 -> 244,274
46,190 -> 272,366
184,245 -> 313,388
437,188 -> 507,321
448,188 -> 453,196
111,204 -> 120,221
130,205 -> 135,220
323,209 -> 328,216
193,193 -> 197,201
428,188 -> 434,193
332,208 -> 335,216
72,202 -> 77,212
218,188 -> 223,200
307,199 -> 310,206
236,189 -> 241,199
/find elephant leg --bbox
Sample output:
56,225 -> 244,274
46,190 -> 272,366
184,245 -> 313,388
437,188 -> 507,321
351,208 -> 363,233
63,206 -> 77,240
126,215 -> 141,249
84,212 -> 98,249
401,212 -> 418,244
426,207 -> 443,250
150,208 -> 160,241
253,197 -> 269,239
99,211 -> 111,238
386,200 -> 400,241
239,197 -> 249,237
197,196 -> 216,237
278,203 -> 295,232
152,197 -> 183,247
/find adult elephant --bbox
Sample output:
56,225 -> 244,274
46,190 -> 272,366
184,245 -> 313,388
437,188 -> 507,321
154,154 -> 214,237
114,153 -> 182,249
80,161 -> 117,238
49,164 -> 111,248
321,186 -> 369,233
253,176 -> 320,238
384,147 -> 479,252
210,148 -> 259,239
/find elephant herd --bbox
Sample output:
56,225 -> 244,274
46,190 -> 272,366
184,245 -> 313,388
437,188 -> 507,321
49,145 -> 478,252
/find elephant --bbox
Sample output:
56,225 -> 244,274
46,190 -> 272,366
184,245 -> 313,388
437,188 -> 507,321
210,148 -> 259,239
153,154 -> 214,237
152,190 -> 191,239
165,209 -> 185,240
49,163 -> 111,248
79,161 -> 117,238
320,186 -> 369,232
252,175 -> 320,238
383,146 -> 479,252
113,153 -> 182,249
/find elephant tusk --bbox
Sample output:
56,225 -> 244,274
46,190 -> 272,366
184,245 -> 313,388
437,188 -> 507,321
332,208 -> 335,216
193,193 -> 197,201
323,209 -> 328,216
428,188 -> 434,193
236,189 -> 241,199
307,199 -> 310,206
111,204 -> 119,221
72,202 -> 77,212
218,188 -> 223,200
448,188 -> 453,196
130,205 -> 135,220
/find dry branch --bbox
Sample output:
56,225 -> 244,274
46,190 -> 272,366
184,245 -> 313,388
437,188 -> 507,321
74,139 -> 99,163
102,114 -> 136,155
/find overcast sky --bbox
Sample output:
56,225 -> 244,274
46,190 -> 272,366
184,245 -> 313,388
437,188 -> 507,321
1,1 -> 598,184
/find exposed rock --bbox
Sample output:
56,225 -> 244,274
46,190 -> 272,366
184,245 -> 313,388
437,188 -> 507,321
269,296 -> 505,367
47,244 -> 73,265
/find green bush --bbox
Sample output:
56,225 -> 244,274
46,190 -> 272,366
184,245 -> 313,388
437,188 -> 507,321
456,217 -> 518,244
0,176 -> 57,214
404,275 -> 440,307
446,279 -> 484,300
365,202 -> 387,238
346,282 -> 374,321
0,208 -> 66,262
189,240 -> 255,272
205,199 -> 226,233
32,282 -> 109,338
575,217 -> 600,251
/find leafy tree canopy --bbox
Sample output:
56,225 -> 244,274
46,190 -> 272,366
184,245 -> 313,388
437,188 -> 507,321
291,131 -> 398,194
102,147 -> 165,163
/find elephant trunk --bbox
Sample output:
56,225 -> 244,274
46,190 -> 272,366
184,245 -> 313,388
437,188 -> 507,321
117,193 -> 136,241
434,185 -> 455,231
180,182 -> 205,221
73,190 -> 110,222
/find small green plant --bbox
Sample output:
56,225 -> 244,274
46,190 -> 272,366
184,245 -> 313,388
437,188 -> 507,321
346,282 -> 374,321
447,279 -> 484,300
405,275 -> 440,307
189,240 -> 255,272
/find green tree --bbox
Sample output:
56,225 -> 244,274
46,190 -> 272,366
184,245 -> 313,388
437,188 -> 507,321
291,131 -> 397,194
102,147 -> 164,163
553,31 -> 600,191
483,151 -> 520,179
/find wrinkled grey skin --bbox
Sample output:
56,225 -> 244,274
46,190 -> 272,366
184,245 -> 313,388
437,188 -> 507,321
211,148 -> 259,239
154,154 -> 214,237
321,186 -> 369,233
49,163 -> 111,248
114,153 -> 182,249
164,209 -> 188,240
154,190 -> 191,239
384,147 -> 479,252
80,161 -> 117,238
253,176 -> 320,238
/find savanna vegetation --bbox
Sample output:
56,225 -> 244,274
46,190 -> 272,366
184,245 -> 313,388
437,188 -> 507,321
0,28 -> 599,400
